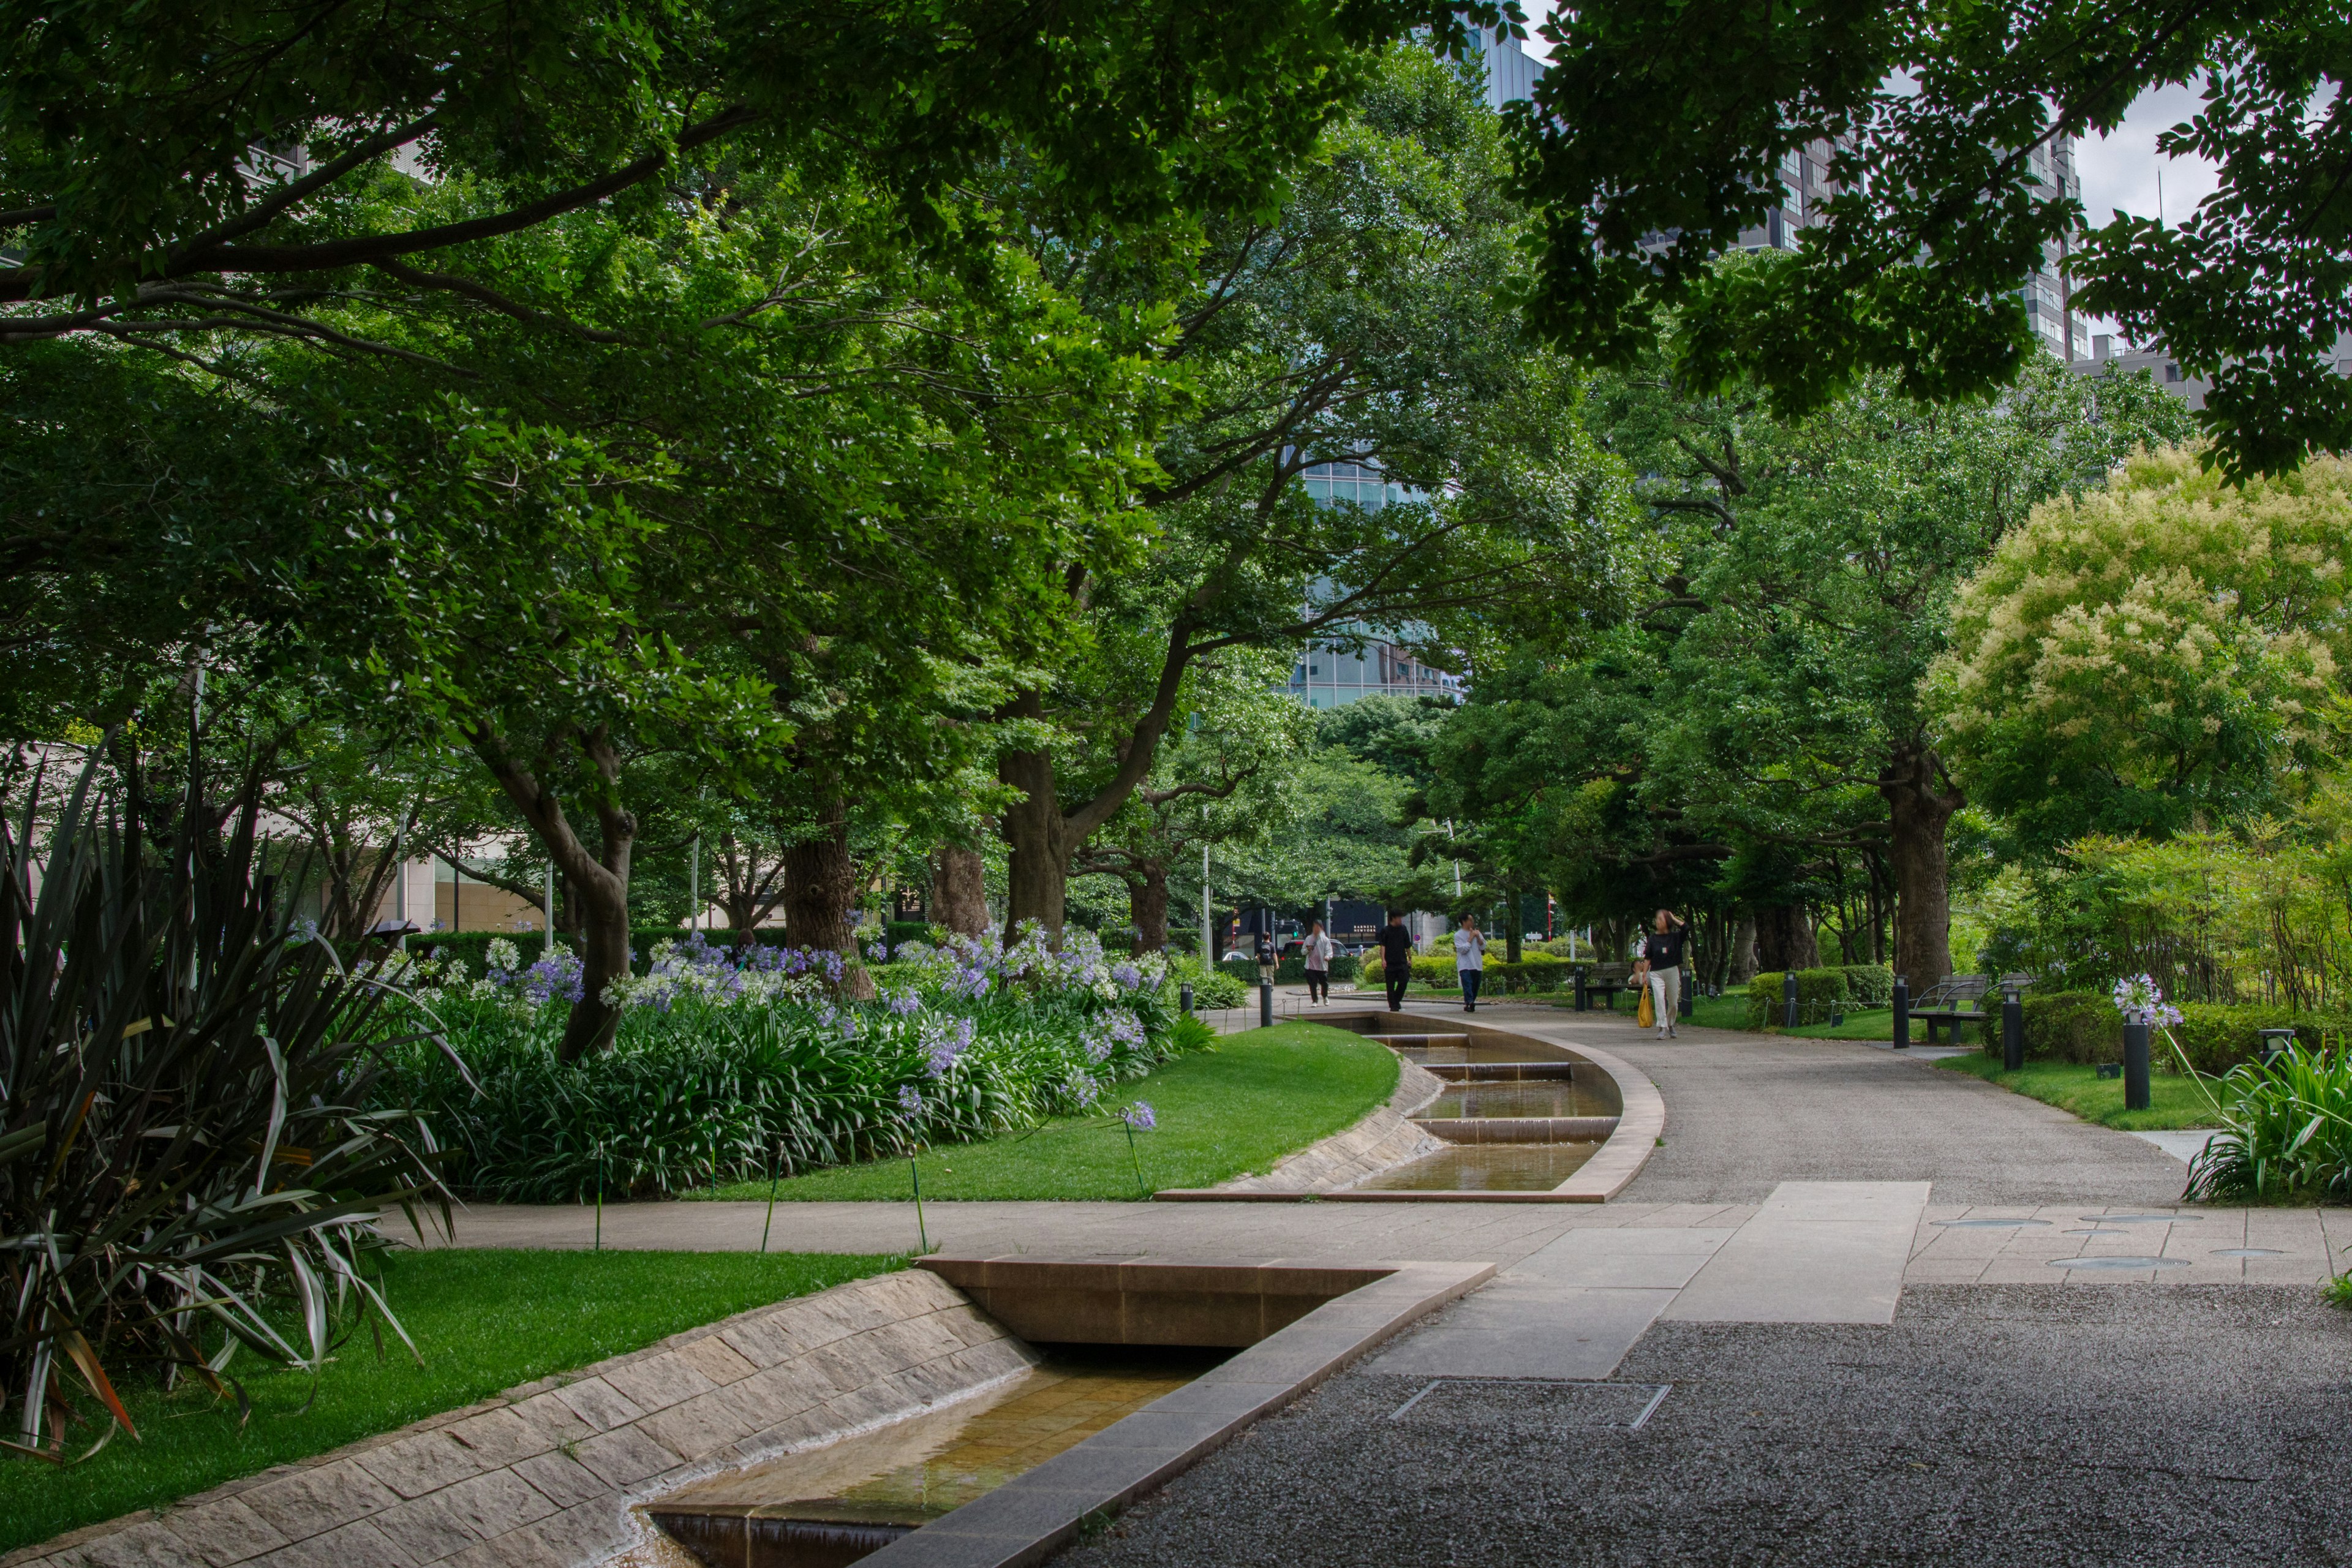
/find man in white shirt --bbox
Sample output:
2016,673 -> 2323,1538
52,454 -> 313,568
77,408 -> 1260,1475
1452,914 -> 1487,1012
1301,920 -> 1335,1003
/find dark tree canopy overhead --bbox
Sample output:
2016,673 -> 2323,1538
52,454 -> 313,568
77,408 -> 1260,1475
1509,0 -> 2351,480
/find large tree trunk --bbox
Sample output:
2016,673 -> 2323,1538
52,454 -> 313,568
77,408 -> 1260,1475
932,842 -> 990,938
1126,862 -> 1170,953
473,726 -> 635,1063
1755,903 -> 1819,972
1880,739 -> 1963,986
783,801 -> 876,999
1728,913 -> 1759,986
998,738 -> 1075,941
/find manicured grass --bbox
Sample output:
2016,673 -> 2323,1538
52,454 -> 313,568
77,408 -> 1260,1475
1,1249 -> 896,1556
699,1022 -> 1400,1202
1936,1052 -> 2226,1130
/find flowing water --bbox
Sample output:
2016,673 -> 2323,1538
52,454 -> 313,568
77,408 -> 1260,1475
1353,1140 -> 1602,1192
1416,1080 -> 1618,1119
641,1351 -> 1216,1567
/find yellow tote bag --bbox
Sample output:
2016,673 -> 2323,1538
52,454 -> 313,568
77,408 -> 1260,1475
1636,982 -> 1654,1029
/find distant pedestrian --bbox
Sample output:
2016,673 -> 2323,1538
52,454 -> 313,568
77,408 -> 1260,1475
1379,913 -> 1414,1012
1453,913 -> 1487,1012
1635,908 -> 1689,1039
1253,929 -> 1279,991
1302,919 -> 1335,1005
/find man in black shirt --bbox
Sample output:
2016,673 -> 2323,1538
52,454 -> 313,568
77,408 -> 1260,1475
1635,909 -> 1689,1039
1378,913 -> 1415,1012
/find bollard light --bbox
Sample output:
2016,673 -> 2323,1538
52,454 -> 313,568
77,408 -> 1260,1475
1180,982 -> 1194,1017
2258,1027 -> 2296,1067
2122,1020 -> 2152,1110
1891,974 -> 1910,1050
2002,984 -> 2025,1071
1259,978 -> 1273,1029
1782,970 -> 1800,1030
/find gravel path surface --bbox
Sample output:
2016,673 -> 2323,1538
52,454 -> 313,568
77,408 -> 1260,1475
1055,1284 -> 2352,1567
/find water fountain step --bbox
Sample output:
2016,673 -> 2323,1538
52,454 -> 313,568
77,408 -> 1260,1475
1411,1115 -> 1620,1143
1370,1032 -> 1472,1046
1416,1061 -> 1578,1081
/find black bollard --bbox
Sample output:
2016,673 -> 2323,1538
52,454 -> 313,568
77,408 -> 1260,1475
2123,1021 -> 2151,1110
1782,970 -> 1800,1030
1180,982 -> 1194,1016
1891,974 -> 1910,1050
2002,985 -> 2024,1071
1259,979 -> 1273,1029
1575,967 -> 1589,1012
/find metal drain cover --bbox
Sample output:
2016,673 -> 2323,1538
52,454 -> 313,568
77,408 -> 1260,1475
2211,1248 -> 2284,1257
2048,1256 -> 2188,1270
1390,1379 -> 1670,1431
2078,1214 -> 2199,1224
1931,1218 -> 2050,1229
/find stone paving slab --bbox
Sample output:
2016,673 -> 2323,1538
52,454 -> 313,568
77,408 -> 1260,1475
1665,1181 -> 1929,1324
1903,1203 -> 2339,1285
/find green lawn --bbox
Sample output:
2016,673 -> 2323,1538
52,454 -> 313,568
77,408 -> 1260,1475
698,1022 -> 1400,1202
1936,1052 -> 2226,1130
1,1249 -> 895,1557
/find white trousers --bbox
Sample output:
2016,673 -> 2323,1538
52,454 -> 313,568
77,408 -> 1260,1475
1648,965 -> 1680,1027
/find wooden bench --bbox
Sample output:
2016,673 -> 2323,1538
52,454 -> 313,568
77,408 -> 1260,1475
1909,973 -> 2034,1043
1574,963 -> 1637,1012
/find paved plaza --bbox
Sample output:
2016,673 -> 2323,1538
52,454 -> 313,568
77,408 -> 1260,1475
418,1009 -> 2351,1564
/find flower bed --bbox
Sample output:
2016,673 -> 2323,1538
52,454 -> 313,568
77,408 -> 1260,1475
373,928 -> 1199,1202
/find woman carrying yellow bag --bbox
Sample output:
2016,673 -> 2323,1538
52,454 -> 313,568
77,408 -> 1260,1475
1632,909 -> 1687,1039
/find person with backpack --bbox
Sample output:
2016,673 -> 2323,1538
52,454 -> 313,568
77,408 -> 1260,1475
1301,919 -> 1335,1005
1453,913 -> 1488,1012
1253,929 -> 1279,992
1378,913 -> 1414,1012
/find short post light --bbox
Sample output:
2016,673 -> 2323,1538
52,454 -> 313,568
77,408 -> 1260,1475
2258,1027 -> 2297,1068
1783,970 -> 1800,1030
2002,982 -> 2025,1072
1259,978 -> 1273,1029
1180,982 -> 1194,1017
1891,974 -> 1910,1050
2122,1017 -> 2152,1112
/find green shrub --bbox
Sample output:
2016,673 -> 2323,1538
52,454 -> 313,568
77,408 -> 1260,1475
1745,968 -> 1850,1029
1215,954 -> 1362,984
1167,954 -> 1246,1009
1841,964 -> 1896,1007
2018,990 -> 2121,1062
420,927 -> 803,978
2187,1045 -> 2352,1202
1360,953 -> 1456,987
1486,958 -> 1572,994
2013,991 -> 2348,1072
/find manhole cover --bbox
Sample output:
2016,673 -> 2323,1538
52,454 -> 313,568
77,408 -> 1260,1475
2078,1215 -> 2199,1224
1931,1218 -> 2050,1229
1389,1379 -> 1670,1431
2211,1248 -> 2284,1257
2048,1256 -> 2188,1270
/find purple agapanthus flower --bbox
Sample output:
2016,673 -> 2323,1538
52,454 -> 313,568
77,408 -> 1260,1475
888,992 -> 922,1015
1120,1101 -> 1156,1131
897,1084 -> 924,1115
1110,962 -> 1144,989
922,1017 -> 976,1078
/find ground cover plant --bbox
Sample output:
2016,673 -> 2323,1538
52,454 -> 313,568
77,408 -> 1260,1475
701,1022 -> 1399,1201
2184,1044 -> 2352,1204
377,928 -> 1198,1201
0,1248 -> 894,1556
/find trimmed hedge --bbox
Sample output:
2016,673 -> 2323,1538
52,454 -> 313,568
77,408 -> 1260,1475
1745,968 -> 1851,1030
1361,951 -> 1570,990
2015,991 -> 2352,1073
1841,964 -> 1896,1007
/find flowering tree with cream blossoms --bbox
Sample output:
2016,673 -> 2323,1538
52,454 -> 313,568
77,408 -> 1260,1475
1931,447 -> 2351,854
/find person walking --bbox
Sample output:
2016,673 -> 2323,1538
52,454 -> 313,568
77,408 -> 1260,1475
1453,913 -> 1487,1012
1378,913 -> 1414,1012
1634,908 -> 1689,1039
1253,928 -> 1279,993
1301,919 -> 1335,1005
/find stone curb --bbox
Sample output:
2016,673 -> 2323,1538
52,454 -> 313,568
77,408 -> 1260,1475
856,1260 -> 1494,1568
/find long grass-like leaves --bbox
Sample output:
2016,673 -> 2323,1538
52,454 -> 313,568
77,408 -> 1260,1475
2185,1042 -> 2352,1202
1,750 -> 454,1459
